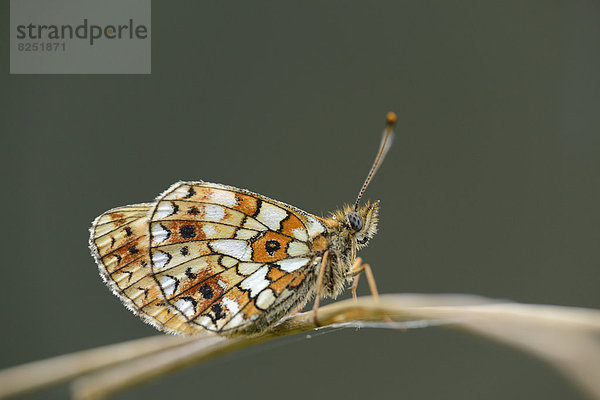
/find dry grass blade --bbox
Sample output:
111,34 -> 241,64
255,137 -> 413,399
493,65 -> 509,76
0,335 -> 197,399
70,294 -> 600,400
1,294 -> 599,400
416,302 -> 600,399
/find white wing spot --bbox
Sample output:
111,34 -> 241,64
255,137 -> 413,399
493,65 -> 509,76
204,204 -> 225,221
306,216 -> 326,238
175,298 -> 196,318
240,265 -> 270,297
151,223 -> 170,244
155,202 -> 175,218
291,227 -> 308,241
152,250 -> 171,269
210,190 -> 237,208
222,297 -> 240,314
278,258 -> 309,272
255,203 -> 288,230
202,224 -> 216,237
256,288 -> 276,310
211,240 -> 252,261
217,280 -> 227,289
172,185 -> 191,199
159,275 -> 178,296
287,241 -> 310,257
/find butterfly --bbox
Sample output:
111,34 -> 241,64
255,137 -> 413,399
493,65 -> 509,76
89,112 -> 396,335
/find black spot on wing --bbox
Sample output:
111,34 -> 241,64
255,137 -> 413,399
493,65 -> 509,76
179,225 -> 196,239
211,303 -> 226,320
187,206 -> 200,215
185,267 -> 197,279
265,240 -> 281,256
199,283 -> 214,299
183,186 -> 196,199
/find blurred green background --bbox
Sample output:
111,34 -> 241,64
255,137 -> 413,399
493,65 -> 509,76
2,1 -> 599,399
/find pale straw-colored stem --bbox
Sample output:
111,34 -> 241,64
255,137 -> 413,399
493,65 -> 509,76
1,294 -> 599,400
0,335 -> 197,399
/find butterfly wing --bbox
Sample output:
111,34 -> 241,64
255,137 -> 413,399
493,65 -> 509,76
90,181 -> 330,335
89,203 -> 196,334
145,181 -> 330,334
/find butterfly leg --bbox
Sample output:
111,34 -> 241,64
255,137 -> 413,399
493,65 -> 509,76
312,250 -> 330,327
347,259 -> 402,328
347,258 -> 380,302
349,257 -> 364,301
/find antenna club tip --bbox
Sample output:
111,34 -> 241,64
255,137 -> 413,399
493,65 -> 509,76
386,112 -> 397,125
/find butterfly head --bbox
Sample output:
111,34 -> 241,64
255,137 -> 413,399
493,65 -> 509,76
332,201 -> 379,249
351,201 -> 379,248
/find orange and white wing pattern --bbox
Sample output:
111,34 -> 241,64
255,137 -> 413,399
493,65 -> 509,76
90,181 -> 330,335
145,181 -> 330,334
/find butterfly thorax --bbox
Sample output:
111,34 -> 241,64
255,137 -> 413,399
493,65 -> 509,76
319,201 -> 380,298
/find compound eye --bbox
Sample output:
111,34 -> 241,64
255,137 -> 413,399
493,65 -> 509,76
346,211 -> 363,231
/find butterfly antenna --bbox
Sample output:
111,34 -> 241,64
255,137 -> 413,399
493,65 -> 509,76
353,112 -> 397,211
